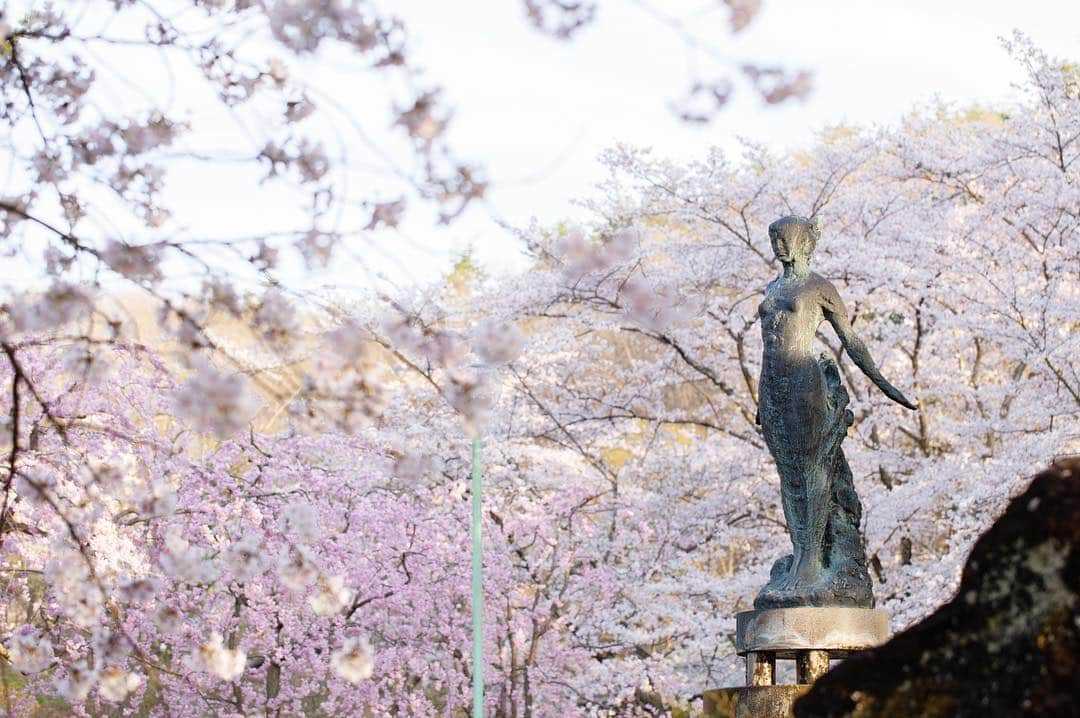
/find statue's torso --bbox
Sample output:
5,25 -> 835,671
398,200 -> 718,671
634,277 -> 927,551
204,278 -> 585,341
758,274 -> 826,370
757,274 -> 829,447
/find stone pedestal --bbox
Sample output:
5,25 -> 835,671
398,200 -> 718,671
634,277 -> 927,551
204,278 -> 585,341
703,686 -> 810,718
702,607 -> 888,718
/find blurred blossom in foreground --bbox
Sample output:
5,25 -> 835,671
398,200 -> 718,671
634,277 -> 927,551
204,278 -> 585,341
185,632 -> 247,681
473,319 -> 525,364
309,574 -> 352,616
173,358 -> 261,438
332,636 -> 376,683
97,667 -> 144,703
5,625 -> 55,675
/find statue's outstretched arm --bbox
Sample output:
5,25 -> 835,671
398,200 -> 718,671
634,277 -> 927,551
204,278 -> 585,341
820,283 -> 918,411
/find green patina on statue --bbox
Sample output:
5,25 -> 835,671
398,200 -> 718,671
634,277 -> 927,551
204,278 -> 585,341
755,216 -> 918,609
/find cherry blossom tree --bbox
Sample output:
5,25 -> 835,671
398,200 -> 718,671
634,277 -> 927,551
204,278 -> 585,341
446,33 -> 1077,711
1,8 -> 1077,716
0,340 -> 476,715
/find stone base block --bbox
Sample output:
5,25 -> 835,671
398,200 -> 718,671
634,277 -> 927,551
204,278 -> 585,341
736,607 -> 888,659
702,686 -> 810,718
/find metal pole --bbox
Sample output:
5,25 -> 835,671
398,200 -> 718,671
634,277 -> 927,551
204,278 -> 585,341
471,437 -> 484,718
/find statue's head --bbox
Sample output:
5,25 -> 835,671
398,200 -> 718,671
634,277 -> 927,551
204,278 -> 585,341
768,215 -> 819,263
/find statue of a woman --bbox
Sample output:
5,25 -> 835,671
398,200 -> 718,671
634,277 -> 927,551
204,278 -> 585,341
755,216 -> 917,609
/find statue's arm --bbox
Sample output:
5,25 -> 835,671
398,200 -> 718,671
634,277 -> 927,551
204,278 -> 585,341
820,282 -> 918,411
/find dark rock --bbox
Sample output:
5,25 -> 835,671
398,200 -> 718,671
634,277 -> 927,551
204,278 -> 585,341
794,458 -> 1080,718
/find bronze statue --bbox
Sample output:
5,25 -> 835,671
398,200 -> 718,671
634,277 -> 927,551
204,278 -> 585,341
755,216 -> 917,609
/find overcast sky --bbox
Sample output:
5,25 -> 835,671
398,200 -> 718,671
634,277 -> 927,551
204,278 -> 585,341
371,0 -> 1080,281
13,1 -> 1080,293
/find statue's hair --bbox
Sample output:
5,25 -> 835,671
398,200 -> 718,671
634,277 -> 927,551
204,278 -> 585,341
768,215 -> 821,252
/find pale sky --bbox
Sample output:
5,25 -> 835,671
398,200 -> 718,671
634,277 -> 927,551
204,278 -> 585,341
376,0 -> 1080,281
9,1 -> 1080,292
